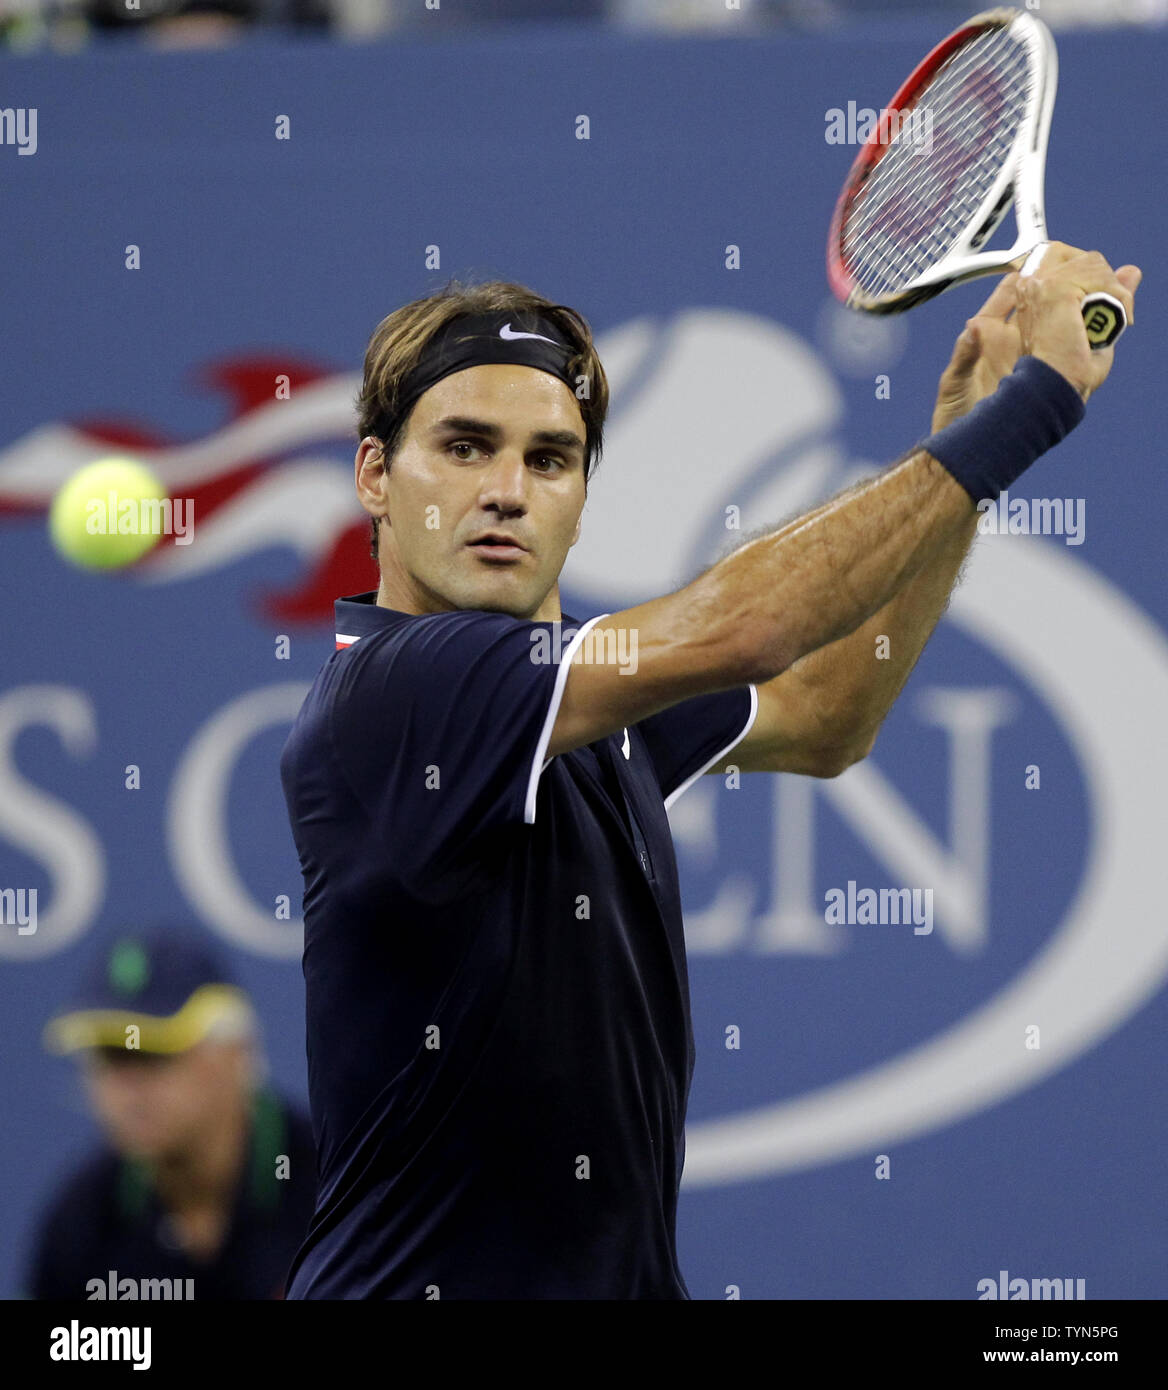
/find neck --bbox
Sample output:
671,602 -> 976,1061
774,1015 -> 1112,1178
374,568 -> 563,622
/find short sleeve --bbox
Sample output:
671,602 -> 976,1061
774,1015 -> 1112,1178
328,610 -> 607,868
636,686 -> 758,809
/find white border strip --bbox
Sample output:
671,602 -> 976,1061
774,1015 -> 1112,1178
523,614 -> 609,825
663,684 -> 760,812
335,633 -> 358,648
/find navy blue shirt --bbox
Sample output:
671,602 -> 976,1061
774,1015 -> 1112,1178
280,593 -> 757,1300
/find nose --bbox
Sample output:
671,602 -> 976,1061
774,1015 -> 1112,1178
477,448 -> 528,516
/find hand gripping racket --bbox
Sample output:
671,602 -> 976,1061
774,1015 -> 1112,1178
827,6 -> 1127,350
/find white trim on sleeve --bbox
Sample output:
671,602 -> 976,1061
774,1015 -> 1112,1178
662,684 -> 760,812
523,614 -> 610,826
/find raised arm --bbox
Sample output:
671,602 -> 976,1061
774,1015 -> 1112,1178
549,444 -> 973,758
549,245 -> 1139,763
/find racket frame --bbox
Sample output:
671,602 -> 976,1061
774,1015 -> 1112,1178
827,7 -> 1126,348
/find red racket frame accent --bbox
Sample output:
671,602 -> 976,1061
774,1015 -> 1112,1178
826,15 -> 1008,303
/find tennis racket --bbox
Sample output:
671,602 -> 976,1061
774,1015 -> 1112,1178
827,6 -> 1127,351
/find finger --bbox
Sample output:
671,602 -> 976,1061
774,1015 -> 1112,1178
974,271 -> 1020,321
944,320 -> 981,376
1115,264 -> 1143,306
1071,254 -> 1138,327
957,320 -> 980,356
1033,251 -> 1139,329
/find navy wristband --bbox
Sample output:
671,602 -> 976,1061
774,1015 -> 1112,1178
919,356 -> 1086,504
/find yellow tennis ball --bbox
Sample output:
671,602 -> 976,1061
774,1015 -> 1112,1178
48,457 -> 169,571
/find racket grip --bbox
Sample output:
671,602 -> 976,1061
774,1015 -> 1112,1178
1018,243 -> 1128,351
1080,293 -> 1127,351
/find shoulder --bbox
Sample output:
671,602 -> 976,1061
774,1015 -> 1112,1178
343,608 -> 539,672
330,609 -> 565,722
27,1146 -> 122,1288
253,1091 -> 317,1217
38,1147 -> 122,1224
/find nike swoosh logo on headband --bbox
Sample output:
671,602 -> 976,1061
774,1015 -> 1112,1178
499,323 -> 559,344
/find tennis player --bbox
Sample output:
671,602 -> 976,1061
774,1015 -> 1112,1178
281,250 -> 1138,1299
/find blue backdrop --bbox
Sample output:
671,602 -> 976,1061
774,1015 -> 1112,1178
2,18 -> 1165,1299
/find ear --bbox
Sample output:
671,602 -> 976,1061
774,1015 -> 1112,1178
355,438 -> 389,520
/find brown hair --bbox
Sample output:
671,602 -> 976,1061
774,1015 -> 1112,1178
356,278 -> 610,560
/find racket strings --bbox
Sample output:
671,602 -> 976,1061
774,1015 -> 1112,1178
842,27 -> 1034,302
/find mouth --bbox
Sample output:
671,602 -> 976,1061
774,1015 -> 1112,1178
466,533 -> 529,563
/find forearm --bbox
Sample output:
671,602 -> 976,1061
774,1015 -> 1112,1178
768,504 -> 980,757
695,348 -> 1090,689
694,446 -> 976,684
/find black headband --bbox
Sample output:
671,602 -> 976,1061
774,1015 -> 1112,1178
371,309 -> 580,449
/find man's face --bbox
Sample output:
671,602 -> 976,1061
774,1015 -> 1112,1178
357,363 -> 588,621
80,1040 -> 249,1161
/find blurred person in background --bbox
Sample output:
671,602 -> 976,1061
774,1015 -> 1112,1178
0,0 -> 332,51
1,0 -> 618,54
4,0 -> 1164,52
83,0 -> 332,39
25,929 -> 315,1300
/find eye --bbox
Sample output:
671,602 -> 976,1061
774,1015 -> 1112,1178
532,454 -> 563,473
449,441 -> 484,461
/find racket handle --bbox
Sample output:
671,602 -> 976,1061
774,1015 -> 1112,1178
1018,242 -> 1128,351
1080,294 -> 1127,351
